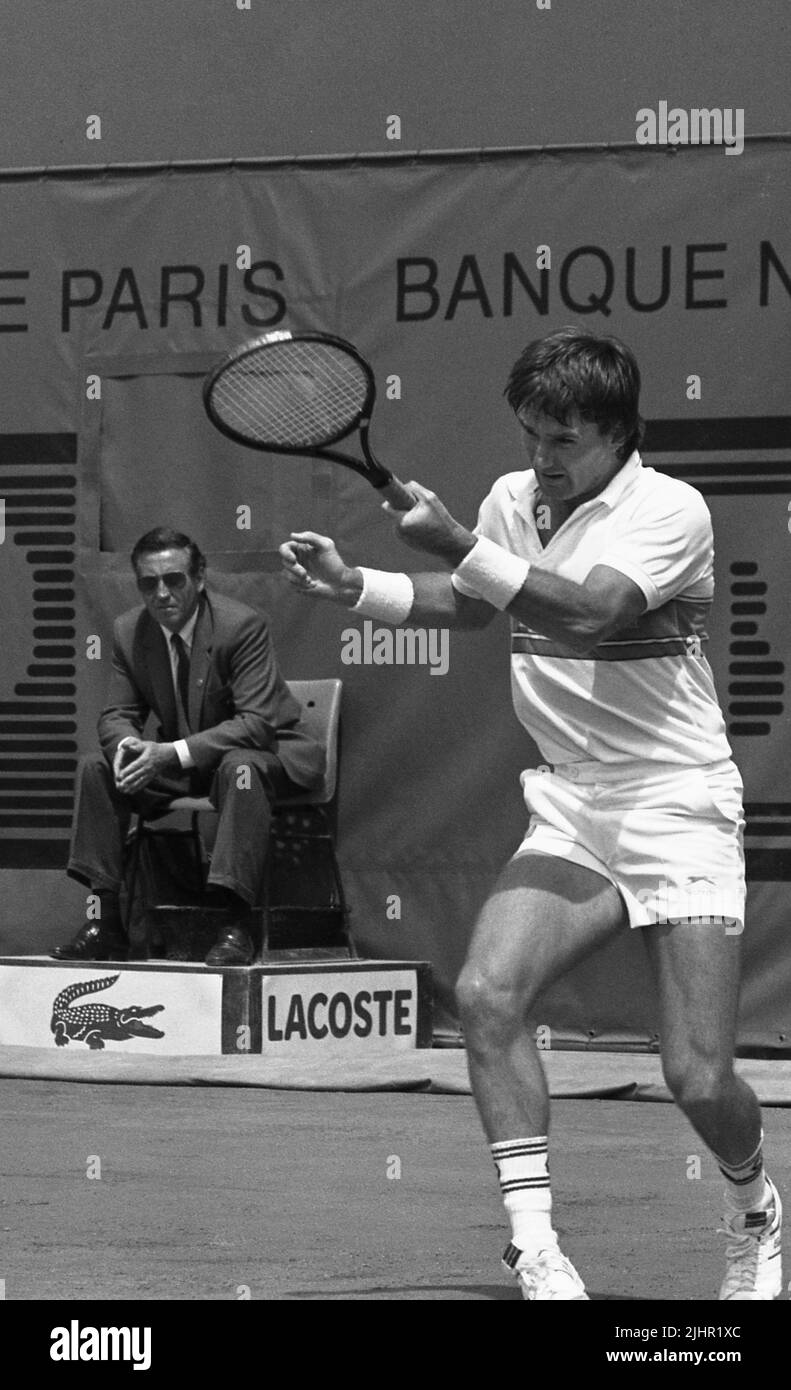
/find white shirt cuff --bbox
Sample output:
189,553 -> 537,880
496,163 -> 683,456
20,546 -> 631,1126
174,738 -> 195,769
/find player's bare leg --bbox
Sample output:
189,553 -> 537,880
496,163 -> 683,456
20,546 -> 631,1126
457,852 -> 626,1138
645,919 -> 782,1298
456,852 -> 626,1298
644,919 -> 755,1158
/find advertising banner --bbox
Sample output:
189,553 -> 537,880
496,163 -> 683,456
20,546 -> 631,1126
0,143 -> 788,1042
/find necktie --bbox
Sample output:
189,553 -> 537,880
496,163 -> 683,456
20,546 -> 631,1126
170,632 -> 191,729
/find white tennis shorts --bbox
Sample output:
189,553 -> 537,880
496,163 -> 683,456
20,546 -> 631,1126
513,758 -> 746,931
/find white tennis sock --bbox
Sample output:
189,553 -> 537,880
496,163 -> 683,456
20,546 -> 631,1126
491,1136 -> 557,1254
716,1133 -> 771,1212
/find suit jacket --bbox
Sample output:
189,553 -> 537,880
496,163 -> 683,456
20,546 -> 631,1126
97,591 -> 325,790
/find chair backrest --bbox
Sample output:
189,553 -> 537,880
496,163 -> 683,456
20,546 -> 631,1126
286,678 -> 342,805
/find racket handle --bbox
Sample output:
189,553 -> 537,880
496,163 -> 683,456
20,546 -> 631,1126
377,476 -> 417,511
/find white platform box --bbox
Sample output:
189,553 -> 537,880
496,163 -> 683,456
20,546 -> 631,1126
255,960 -> 433,1055
0,958 -> 242,1055
0,957 -> 433,1057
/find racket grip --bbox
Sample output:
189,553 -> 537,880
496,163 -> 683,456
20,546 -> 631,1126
377,476 -> 416,511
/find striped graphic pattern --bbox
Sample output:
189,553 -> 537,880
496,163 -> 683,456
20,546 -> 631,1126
644,415 -> 787,742
726,559 -> 783,738
645,416 -> 789,878
0,433 -> 77,867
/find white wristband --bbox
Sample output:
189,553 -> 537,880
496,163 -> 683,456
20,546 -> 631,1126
453,537 -> 530,610
351,568 -> 415,624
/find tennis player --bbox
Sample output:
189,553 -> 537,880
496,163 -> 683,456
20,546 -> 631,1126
279,327 -> 781,1301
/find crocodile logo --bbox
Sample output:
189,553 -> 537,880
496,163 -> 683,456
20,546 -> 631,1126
51,974 -> 165,1050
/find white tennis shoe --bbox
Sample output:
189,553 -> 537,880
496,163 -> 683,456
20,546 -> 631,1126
719,1177 -> 783,1300
503,1241 -> 589,1300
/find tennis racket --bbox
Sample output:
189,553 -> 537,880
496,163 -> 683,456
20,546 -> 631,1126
202,330 -> 415,511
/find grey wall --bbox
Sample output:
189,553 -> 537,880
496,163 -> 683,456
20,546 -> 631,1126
0,0 -> 787,168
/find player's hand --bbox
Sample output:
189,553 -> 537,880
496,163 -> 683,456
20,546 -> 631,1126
382,482 -> 477,564
115,739 -> 177,794
280,532 -> 362,605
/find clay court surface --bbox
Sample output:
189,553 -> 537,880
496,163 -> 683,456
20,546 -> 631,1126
2,1077 -> 789,1302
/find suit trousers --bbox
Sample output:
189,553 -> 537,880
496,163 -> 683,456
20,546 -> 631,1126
67,748 -> 300,907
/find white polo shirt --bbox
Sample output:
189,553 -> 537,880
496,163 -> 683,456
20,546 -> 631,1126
452,452 -> 732,767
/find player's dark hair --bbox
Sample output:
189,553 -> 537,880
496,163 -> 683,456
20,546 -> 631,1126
504,327 -> 645,462
130,527 -> 205,577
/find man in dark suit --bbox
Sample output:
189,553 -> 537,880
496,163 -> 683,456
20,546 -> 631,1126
51,526 -> 324,966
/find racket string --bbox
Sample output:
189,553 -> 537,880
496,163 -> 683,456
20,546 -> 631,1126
212,341 -> 368,448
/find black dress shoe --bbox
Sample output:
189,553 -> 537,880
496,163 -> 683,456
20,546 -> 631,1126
205,925 -> 254,967
50,923 -> 129,962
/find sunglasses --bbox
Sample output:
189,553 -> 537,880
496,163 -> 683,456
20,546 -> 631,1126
137,571 -> 190,594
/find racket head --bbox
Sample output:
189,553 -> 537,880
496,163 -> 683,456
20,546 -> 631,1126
202,330 -> 376,456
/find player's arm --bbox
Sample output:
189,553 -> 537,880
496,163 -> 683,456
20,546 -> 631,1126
279,531 -> 496,630
382,482 -> 646,654
503,563 -> 646,652
406,573 -> 496,628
